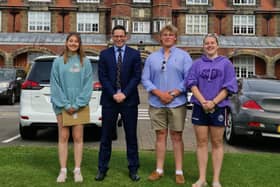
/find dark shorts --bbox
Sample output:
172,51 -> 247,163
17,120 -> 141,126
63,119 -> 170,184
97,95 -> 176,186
191,104 -> 227,127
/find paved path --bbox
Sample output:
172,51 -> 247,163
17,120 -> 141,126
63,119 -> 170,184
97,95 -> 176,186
86,85 -> 243,153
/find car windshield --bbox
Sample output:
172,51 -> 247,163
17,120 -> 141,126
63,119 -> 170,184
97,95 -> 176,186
28,57 -> 99,84
245,79 -> 280,93
0,69 -> 15,81
28,60 -> 54,84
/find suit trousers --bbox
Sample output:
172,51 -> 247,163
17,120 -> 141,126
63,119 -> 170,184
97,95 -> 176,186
98,105 -> 139,174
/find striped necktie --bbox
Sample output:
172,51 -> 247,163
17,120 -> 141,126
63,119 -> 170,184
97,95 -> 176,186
116,48 -> 122,89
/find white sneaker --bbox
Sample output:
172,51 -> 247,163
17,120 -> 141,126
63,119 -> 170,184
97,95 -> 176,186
56,170 -> 67,183
74,170 -> 83,182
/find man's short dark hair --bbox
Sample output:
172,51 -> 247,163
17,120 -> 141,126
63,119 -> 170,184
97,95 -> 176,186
112,25 -> 126,35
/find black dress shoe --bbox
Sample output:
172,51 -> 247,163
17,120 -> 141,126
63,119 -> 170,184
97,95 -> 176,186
95,171 -> 106,181
129,173 -> 140,182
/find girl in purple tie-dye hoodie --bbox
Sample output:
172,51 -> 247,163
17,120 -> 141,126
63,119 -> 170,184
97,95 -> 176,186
185,34 -> 237,187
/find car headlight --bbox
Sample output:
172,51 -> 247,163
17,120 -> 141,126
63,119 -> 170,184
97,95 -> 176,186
0,82 -> 9,88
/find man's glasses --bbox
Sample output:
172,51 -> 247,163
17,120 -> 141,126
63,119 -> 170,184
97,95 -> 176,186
161,61 -> 166,71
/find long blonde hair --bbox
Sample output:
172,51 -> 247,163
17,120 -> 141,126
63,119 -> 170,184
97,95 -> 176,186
63,33 -> 85,65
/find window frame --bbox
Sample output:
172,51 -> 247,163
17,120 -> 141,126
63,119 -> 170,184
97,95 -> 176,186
133,0 -> 150,3
112,19 -> 129,32
28,11 -> 51,32
233,0 -> 256,6
153,20 -> 168,33
77,12 -> 99,33
233,15 -> 255,35
233,55 -> 255,78
132,21 -> 150,33
186,0 -> 208,5
185,14 -> 208,34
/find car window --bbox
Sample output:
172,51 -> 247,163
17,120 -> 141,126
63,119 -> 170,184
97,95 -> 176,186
0,69 -> 15,81
90,60 -> 99,82
246,79 -> 280,93
28,57 -> 99,84
28,60 -> 54,84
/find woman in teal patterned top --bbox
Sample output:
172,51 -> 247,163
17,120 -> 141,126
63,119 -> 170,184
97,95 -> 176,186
50,33 -> 93,183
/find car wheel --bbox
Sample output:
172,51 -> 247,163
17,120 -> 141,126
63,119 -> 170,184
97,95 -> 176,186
112,124 -> 118,140
225,111 -> 237,145
8,91 -> 16,105
89,125 -> 117,141
89,126 -> 101,141
19,123 -> 37,140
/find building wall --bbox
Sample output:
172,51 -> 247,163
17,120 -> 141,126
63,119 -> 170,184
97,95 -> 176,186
0,1 -> 277,36
0,0 -> 279,78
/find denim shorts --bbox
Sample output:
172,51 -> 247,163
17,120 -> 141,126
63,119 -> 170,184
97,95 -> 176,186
191,104 -> 227,127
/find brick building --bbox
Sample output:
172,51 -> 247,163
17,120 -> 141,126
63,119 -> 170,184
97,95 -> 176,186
0,0 -> 280,78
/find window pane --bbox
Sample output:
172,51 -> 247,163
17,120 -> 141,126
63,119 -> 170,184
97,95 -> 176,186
28,11 -> 51,32
185,14 -> 208,34
133,0 -> 150,2
132,21 -> 150,33
186,0 -> 208,4
77,13 -> 99,33
233,15 -> 255,35
233,56 -> 255,78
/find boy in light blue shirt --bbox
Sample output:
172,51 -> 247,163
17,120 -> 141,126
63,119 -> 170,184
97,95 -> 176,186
141,25 -> 192,184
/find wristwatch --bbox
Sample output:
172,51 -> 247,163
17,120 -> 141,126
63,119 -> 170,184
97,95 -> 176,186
169,91 -> 176,98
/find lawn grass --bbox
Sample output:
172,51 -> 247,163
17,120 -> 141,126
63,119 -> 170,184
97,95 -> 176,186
0,146 -> 279,187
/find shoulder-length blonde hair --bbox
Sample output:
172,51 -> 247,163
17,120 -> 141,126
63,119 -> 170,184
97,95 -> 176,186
63,33 -> 85,65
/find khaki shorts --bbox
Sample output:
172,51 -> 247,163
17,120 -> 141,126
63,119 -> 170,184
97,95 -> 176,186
149,105 -> 187,132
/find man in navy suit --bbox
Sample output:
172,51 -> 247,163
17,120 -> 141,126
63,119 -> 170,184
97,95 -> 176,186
95,25 -> 142,182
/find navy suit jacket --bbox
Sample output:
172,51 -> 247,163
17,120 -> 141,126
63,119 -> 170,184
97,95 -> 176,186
98,46 -> 142,107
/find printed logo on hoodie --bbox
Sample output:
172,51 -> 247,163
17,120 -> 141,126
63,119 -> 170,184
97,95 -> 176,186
70,63 -> 81,73
200,68 -> 222,81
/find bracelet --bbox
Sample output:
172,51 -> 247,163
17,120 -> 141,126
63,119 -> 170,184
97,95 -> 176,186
212,100 -> 217,105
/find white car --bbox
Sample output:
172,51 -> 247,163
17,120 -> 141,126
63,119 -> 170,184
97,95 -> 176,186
19,55 -> 112,139
187,91 -> 193,109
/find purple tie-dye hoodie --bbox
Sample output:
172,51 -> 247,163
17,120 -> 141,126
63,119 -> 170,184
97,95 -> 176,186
186,54 -> 238,107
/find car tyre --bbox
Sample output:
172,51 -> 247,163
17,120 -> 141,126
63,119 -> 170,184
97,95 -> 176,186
89,125 -> 117,141
225,111 -> 237,145
112,124 -> 118,140
8,91 -> 16,105
19,123 -> 37,140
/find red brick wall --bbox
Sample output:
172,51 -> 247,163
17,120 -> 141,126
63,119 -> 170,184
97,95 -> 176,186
55,0 -> 73,7
111,0 -> 131,17
212,0 -> 228,9
153,5 -> 171,18
7,0 -> 23,6
260,0 -> 274,9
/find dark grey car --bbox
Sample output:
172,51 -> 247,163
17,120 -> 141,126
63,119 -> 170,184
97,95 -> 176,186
225,78 -> 280,144
0,68 -> 26,105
